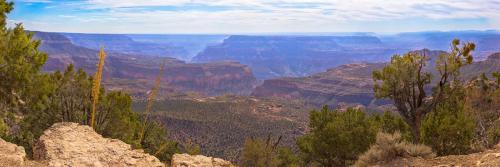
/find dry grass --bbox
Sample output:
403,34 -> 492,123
354,132 -> 435,167
90,47 -> 106,128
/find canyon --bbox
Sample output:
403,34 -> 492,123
34,31 -> 256,96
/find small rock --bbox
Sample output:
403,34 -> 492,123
171,154 -> 233,167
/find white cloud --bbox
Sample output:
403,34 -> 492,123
15,0 -> 500,33
79,0 -> 500,21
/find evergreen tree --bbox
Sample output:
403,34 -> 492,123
0,0 -> 48,114
373,40 -> 475,142
0,1 -> 181,162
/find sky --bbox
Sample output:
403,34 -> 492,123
6,0 -> 500,34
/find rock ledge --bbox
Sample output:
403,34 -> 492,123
33,122 -> 165,167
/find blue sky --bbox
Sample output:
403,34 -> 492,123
7,0 -> 500,34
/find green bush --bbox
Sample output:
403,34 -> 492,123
277,147 -> 300,167
240,136 -> 281,167
420,101 -> 475,156
0,116 -> 7,138
240,135 -> 299,167
297,106 -> 377,166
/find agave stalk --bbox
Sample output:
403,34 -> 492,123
90,47 -> 107,128
139,60 -> 166,143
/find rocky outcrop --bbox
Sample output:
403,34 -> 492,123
252,51 -> 500,109
1,123 -> 236,167
0,138 -> 28,166
33,122 -> 165,167
252,63 -> 388,108
171,154 -> 233,167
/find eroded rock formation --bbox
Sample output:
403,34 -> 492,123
33,122 -> 165,167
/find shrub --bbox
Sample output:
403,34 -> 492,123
400,142 -> 434,158
487,119 -> 500,147
297,107 -> 376,166
277,147 -> 300,167
240,136 -> 281,167
0,116 -> 7,138
370,111 -> 413,142
420,100 -> 475,156
183,139 -> 201,155
354,132 -> 435,167
464,75 -> 500,149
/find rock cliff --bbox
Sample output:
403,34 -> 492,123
252,62 -> 387,108
193,35 -> 395,79
34,31 -> 257,96
252,51 -> 500,109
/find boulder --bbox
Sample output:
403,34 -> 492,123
33,122 -> 165,167
0,138 -> 28,166
171,154 -> 233,167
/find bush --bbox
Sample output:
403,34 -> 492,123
420,100 -> 475,156
371,111 -> 412,142
240,135 -> 299,167
297,107 -> 377,166
277,147 -> 300,167
182,140 -> 201,155
240,136 -> 281,167
0,116 -> 7,138
354,132 -> 435,167
487,119 -> 500,147
464,75 -> 500,149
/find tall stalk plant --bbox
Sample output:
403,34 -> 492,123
91,47 -> 107,128
139,61 -> 166,143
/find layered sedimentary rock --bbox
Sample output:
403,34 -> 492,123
194,35 -> 396,79
253,51 -> 500,108
252,63 -> 387,107
33,31 -> 257,96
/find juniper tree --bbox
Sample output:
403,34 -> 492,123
372,39 -> 475,142
0,0 -> 48,113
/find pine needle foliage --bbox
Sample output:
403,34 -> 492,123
91,47 -> 107,128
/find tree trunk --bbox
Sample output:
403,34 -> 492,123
410,123 -> 420,143
410,114 -> 424,143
